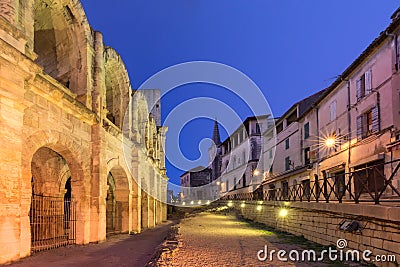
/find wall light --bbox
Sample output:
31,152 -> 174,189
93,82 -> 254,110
240,203 -> 246,208
257,205 -> 262,211
279,208 -> 288,218
190,201 -> 194,205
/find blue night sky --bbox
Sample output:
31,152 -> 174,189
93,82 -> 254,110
81,1 -> 399,186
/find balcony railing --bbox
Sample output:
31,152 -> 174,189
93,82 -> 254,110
221,159 -> 400,204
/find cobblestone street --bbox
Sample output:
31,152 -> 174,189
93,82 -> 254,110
160,210 -> 343,267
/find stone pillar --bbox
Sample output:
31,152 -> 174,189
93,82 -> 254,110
115,189 -> 130,233
0,45 -> 36,263
89,124 -> 107,243
148,195 -> 156,228
141,190 -> 149,229
0,87 -> 28,263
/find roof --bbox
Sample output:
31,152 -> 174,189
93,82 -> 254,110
313,10 -> 400,107
220,114 -> 270,145
180,166 -> 210,177
275,88 -> 327,126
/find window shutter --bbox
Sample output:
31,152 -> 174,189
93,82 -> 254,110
365,70 -> 372,95
371,105 -> 380,133
356,115 -> 363,140
356,79 -> 362,101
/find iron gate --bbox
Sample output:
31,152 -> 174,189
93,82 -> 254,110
30,194 -> 76,252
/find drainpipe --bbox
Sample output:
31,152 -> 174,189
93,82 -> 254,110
346,79 -> 351,174
315,105 -> 320,180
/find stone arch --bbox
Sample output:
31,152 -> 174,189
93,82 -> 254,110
105,162 -> 131,234
22,130 -> 90,245
31,0 -> 92,98
104,47 -> 131,129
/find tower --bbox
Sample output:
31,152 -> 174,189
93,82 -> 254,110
209,119 -> 222,181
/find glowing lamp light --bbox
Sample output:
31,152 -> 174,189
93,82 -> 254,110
190,201 -> 194,205
279,208 -> 288,218
325,136 -> 336,148
253,169 -> 260,176
206,200 -> 211,205
198,200 -> 202,205
182,202 -> 186,206
240,203 -> 246,208
216,181 -> 221,186
256,205 -> 262,211
227,202 -> 233,207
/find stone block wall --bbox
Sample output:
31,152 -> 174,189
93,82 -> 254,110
228,201 -> 400,266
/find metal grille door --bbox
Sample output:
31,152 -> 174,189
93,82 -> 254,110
30,194 -> 76,252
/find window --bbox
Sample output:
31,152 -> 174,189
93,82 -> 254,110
242,174 -> 246,187
333,171 -> 346,198
304,122 -> 310,139
353,160 -> 384,195
304,147 -> 310,165
329,100 -> 337,122
234,177 -> 237,190
285,138 -> 289,149
269,149 -> 273,159
356,106 -> 380,140
276,123 -> 283,134
302,179 -> 311,199
285,157 -> 291,171
356,70 -> 372,101
255,123 -> 261,134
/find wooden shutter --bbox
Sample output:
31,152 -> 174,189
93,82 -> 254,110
356,115 -> 363,140
356,78 -> 362,101
371,105 -> 380,133
365,70 -> 372,95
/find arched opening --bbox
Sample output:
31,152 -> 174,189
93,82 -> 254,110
104,48 -> 131,129
106,173 -> 116,234
29,147 -> 76,252
33,0 -> 79,91
105,166 -> 130,235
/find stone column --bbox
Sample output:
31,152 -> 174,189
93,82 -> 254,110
141,190 -> 149,229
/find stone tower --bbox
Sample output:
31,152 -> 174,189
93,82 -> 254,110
209,120 -> 222,181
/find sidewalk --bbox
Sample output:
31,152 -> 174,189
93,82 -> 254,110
9,221 -> 176,267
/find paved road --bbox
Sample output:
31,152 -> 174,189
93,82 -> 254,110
160,211 -> 335,267
10,221 -> 175,267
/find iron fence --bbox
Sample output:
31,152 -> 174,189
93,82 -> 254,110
221,159 -> 400,204
30,194 -> 76,252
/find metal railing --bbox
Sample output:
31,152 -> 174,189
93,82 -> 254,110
221,159 -> 400,204
30,194 -> 76,252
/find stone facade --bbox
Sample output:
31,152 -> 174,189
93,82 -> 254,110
0,0 -> 168,264
229,201 -> 400,266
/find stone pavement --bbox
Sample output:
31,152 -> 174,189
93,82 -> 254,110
8,221 -> 176,267
160,211 -> 345,267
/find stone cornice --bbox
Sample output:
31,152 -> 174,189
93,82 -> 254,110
30,73 -> 98,125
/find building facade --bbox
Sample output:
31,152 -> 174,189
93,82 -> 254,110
180,166 -> 211,202
213,116 -> 272,198
261,9 -> 400,203
0,0 -> 168,264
